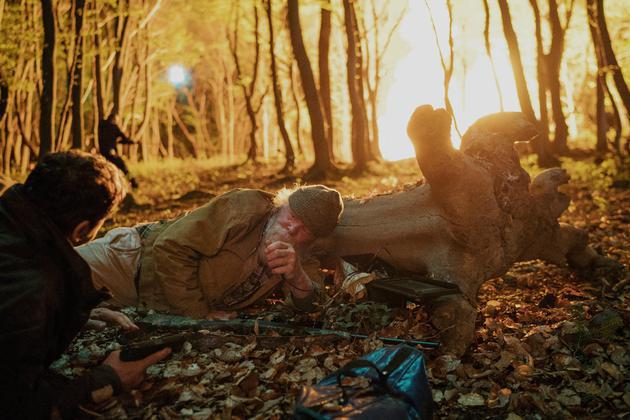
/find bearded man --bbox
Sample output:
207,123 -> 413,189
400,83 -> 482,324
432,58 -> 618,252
76,185 -> 343,318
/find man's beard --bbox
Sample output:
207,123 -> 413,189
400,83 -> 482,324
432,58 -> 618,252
262,217 -> 307,255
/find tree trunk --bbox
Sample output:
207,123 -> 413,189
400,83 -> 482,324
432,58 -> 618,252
39,0 -> 56,159
93,25 -> 105,122
0,80 -> 7,124
546,0 -> 569,153
343,0 -> 367,172
318,1 -> 333,155
482,0 -> 504,111
497,0 -> 535,120
289,61 -> 304,156
71,0 -> 86,150
111,0 -> 129,119
528,0 -> 558,164
498,0 -> 558,167
587,0 -> 622,155
426,0 -> 460,136
351,2 -> 374,163
229,1 -> 261,164
317,105 -> 606,355
364,0 -> 404,161
265,0 -> 294,173
287,0 -> 333,178
587,0 -> 607,153
595,0 -> 630,123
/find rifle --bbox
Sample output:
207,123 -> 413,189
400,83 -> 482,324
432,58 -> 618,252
135,313 -> 440,349
120,332 -> 192,361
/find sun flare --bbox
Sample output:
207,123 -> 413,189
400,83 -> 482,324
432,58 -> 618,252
377,1 -> 521,161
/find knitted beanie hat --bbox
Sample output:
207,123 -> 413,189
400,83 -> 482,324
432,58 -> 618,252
288,185 -> 343,238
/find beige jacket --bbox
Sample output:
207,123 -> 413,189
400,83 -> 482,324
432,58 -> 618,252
137,189 -> 321,318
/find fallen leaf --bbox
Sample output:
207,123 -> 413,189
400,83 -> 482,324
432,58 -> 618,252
557,388 -> 581,407
457,392 -> 485,407
598,362 -> 623,381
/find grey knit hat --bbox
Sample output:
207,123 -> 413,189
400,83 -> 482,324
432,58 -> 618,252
288,185 -> 343,238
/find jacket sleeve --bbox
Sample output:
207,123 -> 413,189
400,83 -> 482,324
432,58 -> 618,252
112,124 -> 129,143
117,135 -> 134,145
152,191 -> 270,318
37,365 -> 121,418
0,261 -> 121,419
283,256 -> 325,312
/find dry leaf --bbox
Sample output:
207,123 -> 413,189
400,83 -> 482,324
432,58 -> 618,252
457,392 -> 485,407
557,389 -> 581,407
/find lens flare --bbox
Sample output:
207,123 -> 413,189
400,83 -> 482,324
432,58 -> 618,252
167,64 -> 189,87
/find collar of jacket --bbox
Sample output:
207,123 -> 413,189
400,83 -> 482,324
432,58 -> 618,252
0,184 -> 110,310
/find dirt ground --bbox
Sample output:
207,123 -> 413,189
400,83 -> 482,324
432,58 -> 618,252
58,157 -> 629,419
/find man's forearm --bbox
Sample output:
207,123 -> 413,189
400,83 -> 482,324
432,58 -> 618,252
1,365 -> 122,419
286,268 -> 314,299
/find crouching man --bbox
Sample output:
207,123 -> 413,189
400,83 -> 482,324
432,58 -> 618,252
0,151 -> 170,419
77,185 -> 344,319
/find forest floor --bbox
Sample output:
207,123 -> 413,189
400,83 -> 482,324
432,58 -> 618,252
57,157 -> 629,419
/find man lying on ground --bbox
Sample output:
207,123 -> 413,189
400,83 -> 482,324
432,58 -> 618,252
76,185 -> 344,319
0,151 -> 170,419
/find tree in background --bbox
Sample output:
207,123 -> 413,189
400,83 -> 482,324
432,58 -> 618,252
39,0 -> 56,159
71,0 -> 87,150
544,0 -> 575,153
498,0 -> 558,167
587,0 -> 630,156
482,0 -> 504,111
318,0 -> 333,155
2,0 -> 629,175
587,0 -> 621,155
360,0 -> 406,161
228,0 -> 265,164
425,0 -> 461,137
343,0 -> 367,173
264,0 -> 294,173
287,0 -> 334,178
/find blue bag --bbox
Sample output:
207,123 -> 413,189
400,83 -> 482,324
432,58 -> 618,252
294,345 -> 432,419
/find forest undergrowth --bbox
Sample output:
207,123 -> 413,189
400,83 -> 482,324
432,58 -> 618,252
59,157 -> 629,419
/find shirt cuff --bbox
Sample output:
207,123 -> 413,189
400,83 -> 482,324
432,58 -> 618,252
88,364 -> 123,403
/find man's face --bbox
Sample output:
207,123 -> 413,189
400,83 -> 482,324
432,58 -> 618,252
265,206 -> 314,250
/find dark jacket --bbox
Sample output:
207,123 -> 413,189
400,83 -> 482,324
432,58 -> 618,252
0,185 -> 121,419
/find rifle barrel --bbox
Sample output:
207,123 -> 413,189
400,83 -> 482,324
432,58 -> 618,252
139,314 -> 440,349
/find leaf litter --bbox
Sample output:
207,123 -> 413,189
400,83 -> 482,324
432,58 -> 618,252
54,159 -> 628,419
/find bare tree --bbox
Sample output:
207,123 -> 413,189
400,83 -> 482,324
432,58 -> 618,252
287,0 -> 334,178
587,0 -> 622,154
593,0 -> 630,123
424,0 -> 461,137
343,0 -> 367,172
482,0 -> 504,111
288,61 -> 304,156
111,0 -> 130,119
228,0 -> 264,164
498,0 -> 558,166
264,0 -> 294,172
39,0 -> 56,158
545,0 -> 574,153
71,0 -> 86,149
529,0 -> 552,150
360,0 -> 406,161
318,0 -> 333,153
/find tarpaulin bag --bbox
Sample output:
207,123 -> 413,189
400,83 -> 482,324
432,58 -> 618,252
293,345 -> 432,419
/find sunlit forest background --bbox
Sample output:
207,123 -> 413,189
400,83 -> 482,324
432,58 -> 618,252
0,0 -> 628,176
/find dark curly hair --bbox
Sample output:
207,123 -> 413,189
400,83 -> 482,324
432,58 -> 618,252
23,151 -> 127,235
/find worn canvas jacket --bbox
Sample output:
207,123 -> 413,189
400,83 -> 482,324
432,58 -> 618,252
137,189 -> 322,318
0,185 -> 121,419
